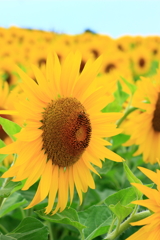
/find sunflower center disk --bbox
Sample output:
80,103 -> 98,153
41,97 -> 92,167
152,93 -> 160,132
139,58 -> 145,68
105,63 -> 115,73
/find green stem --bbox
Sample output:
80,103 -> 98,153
107,217 -> 117,235
80,232 -> 85,240
26,208 -> 33,217
0,155 -> 18,207
117,107 -> 138,128
46,221 -> 54,240
0,177 -> 12,207
0,224 -> 8,234
113,218 -> 121,238
104,210 -> 151,240
19,207 -> 26,219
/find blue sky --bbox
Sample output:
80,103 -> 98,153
0,0 -> 159,38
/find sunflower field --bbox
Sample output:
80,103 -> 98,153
0,26 -> 160,240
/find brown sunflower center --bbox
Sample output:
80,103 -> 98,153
105,63 -> 116,73
80,60 -> 86,73
38,58 -> 46,67
153,49 -> 158,55
117,44 -> 124,51
152,93 -> 160,132
139,58 -> 145,68
91,49 -> 99,58
41,97 -> 92,167
4,71 -> 12,84
0,107 -> 12,140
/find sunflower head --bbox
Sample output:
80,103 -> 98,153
41,97 -> 92,167
126,167 -> 160,240
124,70 -> 160,163
0,51 -> 123,214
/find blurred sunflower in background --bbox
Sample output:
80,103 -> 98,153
0,51 -> 123,214
124,70 -> 160,163
130,45 -> 152,77
100,48 -> 134,94
0,58 -> 18,86
0,78 -> 21,166
126,167 -> 160,240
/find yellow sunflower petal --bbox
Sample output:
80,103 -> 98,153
58,167 -> 69,212
22,154 -> 47,190
31,64 -> 52,99
68,166 -> 75,204
60,51 -> 81,97
14,128 -> 42,141
138,167 -> 158,185
0,141 -> 17,154
130,212 -> 160,226
73,163 -> 83,204
126,226 -> 150,240
25,159 -> 52,209
45,165 -> 59,214
46,53 -> 58,96
73,56 -> 102,100
131,183 -> 160,202
84,150 -> 102,168
15,65 -> 48,102
82,157 -> 101,177
0,110 -> 19,115
80,158 -> 95,189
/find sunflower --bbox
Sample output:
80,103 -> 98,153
0,57 -> 18,86
0,78 -> 13,166
126,167 -> 160,240
129,45 -> 152,76
100,49 -> 134,94
124,70 -> 160,164
0,52 -> 123,214
0,77 -> 21,166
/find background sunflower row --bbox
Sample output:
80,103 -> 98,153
1,26 -> 160,240
0,26 -> 160,88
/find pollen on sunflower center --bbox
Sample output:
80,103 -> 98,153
41,97 -> 92,167
152,93 -> 160,132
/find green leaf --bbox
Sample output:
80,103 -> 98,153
0,192 -> 27,217
0,234 -> 16,240
114,81 -> 129,106
0,180 -> 23,198
95,159 -> 113,175
78,205 -> 112,240
62,237 -> 79,240
0,117 -> 21,141
121,77 -> 137,94
123,162 -> 143,199
104,186 -> 137,221
109,202 -> 133,221
7,217 -> 48,240
36,208 -> 86,234
102,99 -> 122,113
0,140 -> 8,162
147,60 -> 159,76
111,134 -> 130,150
102,81 -> 129,113
123,162 -> 142,185
104,187 -> 137,208
79,189 -> 101,210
